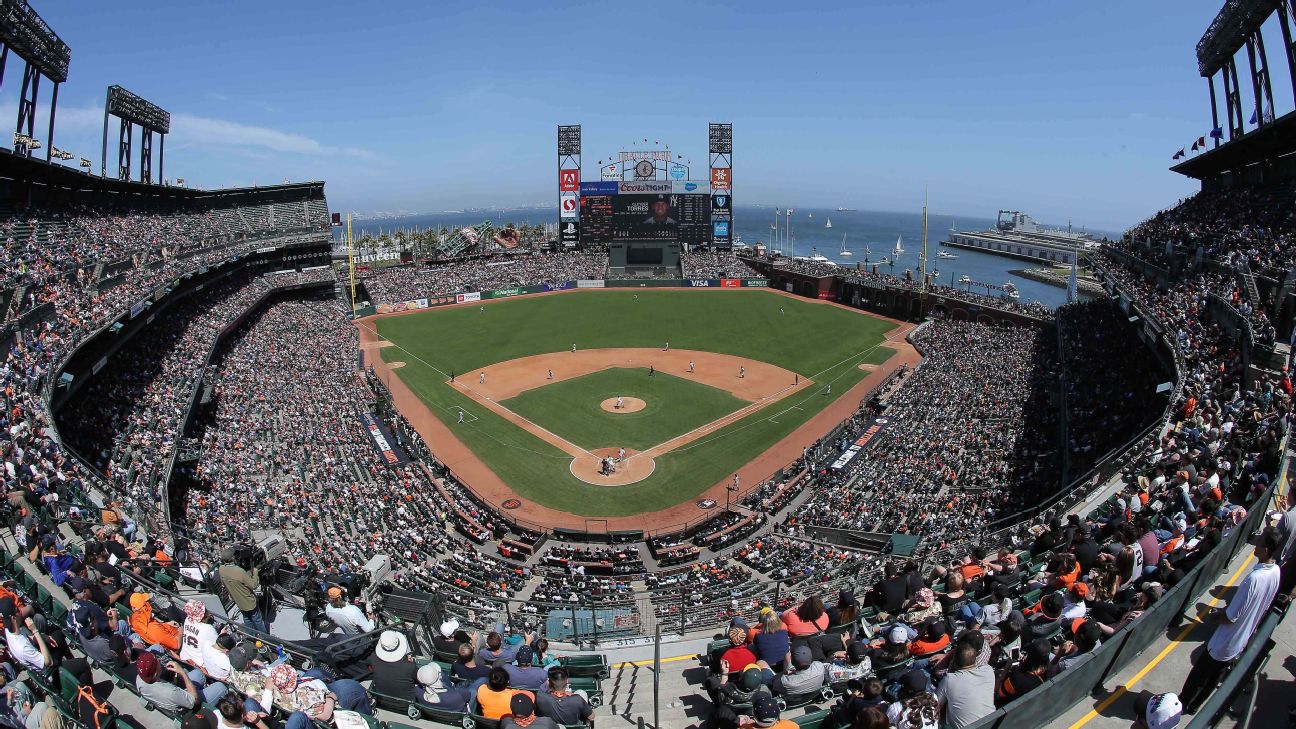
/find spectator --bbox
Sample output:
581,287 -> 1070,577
370,630 -> 419,702
535,668 -> 593,726
415,662 -> 470,712
501,693 -> 557,729
325,587 -> 376,635
936,642 -> 995,728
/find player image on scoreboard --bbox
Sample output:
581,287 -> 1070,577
613,194 -> 679,240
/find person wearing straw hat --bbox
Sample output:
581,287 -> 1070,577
370,630 -> 418,701
254,662 -> 373,729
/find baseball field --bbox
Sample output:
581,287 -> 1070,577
366,289 -> 900,519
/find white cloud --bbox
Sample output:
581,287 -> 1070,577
171,113 -> 377,160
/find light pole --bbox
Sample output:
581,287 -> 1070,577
786,209 -> 793,260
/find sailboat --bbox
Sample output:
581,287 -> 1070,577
825,217 -> 833,229
892,235 -> 904,260
838,234 -> 852,257
808,212 -> 813,219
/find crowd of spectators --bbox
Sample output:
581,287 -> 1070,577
681,252 -> 763,279
1126,179 -> 1296,275
361,252 -> 608,305
792,320 -> 1062,550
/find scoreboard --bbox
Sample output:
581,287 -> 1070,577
580,183 -> 711,247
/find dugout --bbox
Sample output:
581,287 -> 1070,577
607,240 -> 681,278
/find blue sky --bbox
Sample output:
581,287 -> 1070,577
11,0 -> 1291,230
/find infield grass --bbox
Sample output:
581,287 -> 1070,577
374,289 -> 895,516
501,368 -> 748,451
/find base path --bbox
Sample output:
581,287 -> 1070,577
357,288 -> 921,534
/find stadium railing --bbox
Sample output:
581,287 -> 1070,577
1185,602 -> 1287,729
963,441 -> 1289,729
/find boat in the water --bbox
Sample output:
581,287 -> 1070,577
836,207 -> 857,212
937,250 -> 957,259
958,275 -> 971,285
892,235 -> 904,259
876,256 -> 890,265
808,248 -> 832,264
838,234 -> 852,257
825,218 -> 832,229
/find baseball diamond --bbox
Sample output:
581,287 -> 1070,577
360,288 -> 907,524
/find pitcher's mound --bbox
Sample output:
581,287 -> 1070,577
600,397 -> 646,414
570,447 -> 655,486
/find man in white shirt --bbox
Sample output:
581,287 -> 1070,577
4,612 -> 51,673
323,587 -> 375,635
1179,527 -> 1281,713
202,634 -> 237,681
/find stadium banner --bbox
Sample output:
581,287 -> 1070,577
559,169 -> 579,191
580,181 -> 618,195
360,411 -> 408,465
560,192 -> 579,218
545,281 -> 576,292
741,279 -> 769,288
817,290 -> 837,301
618,181 -> 672,194
129,299 -> 149,318
576,279 -> 605,288
685,279 -> 719,288
485,285 -> 543,299
831,417 -> 890,470
456,292 -> 482,304
719,279 -> 742,288
710,167 -> 731,191
673,180 -> 709,194
559,220 -> 580,246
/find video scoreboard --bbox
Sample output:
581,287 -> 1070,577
578,181 -> 718,248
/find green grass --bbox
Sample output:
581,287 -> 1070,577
501,368 -> 749,451
375,289 -> 896,516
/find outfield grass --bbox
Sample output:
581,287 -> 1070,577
375,290 -> 895,516
501,368 -> 749,451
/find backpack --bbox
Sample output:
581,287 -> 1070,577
76,684 -> 116,729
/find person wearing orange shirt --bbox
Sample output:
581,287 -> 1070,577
476,667 -> 533,721
780,596 -> 829,637
128,593 -> 181,652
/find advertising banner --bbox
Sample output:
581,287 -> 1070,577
361,411 -> 407,465
456,292 -> 482,304
673,180 -> 709,194
713,220 -> 731,239
559,169 -> 579,191
741,279 -> 769,288
710,167 -> 731,191
560,192 -> 579,218
685,279 -> 717,288
580,181 -> 618,195
817,290 -> 837,300
711,193 -> 731,214
719,279 -> 742,288
831,417 -> 889,470
576,279 -> 605,288
559,220 -> 580,246
546,281 -> 576,292
129,299 -> 149,318
619,181 -> 672,194
490,287 -> 523,299
669,164 -> 687,180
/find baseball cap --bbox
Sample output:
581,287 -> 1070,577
327,586 -> 344,600
136,651 -> 161,682
439,619 -> 460,638
887,625 -> 910,645
181,708 -> 217,729
510,693 -> 535,717
738,666 -> 763,691
752,693 -> 780,726
1134,692 -> 1183,729
899,669 -> 928,697
515,645 -> 535,665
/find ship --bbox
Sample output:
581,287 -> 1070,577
836,207 -> 857,212
946,210 -> 1098,265
937,250 -> 957,259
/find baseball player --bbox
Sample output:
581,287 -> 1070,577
739,366 -> 745,379
688,361 -> 695,373
825,384 -> 832,396
618,446 -> 626,461
616,397 -> 624,409
649,365 -> 655,377
547,369 -> 554,380
479,372 -> 486,384
571,343 -> 576,353
664,341 -> 670,351
780,307 -> 784,315
458,410 -> 465,424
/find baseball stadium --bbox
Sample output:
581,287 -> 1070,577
1,2 -> 1295,729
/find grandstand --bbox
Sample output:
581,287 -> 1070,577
2,1 -> 1296,728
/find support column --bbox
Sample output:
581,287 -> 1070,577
1245,36 -> 1264,127
141,128 -> 153,184
118,119 -> 132,181
1279,1 -> 1296,105
45,82 -> 58,162
14,62 -> 39,157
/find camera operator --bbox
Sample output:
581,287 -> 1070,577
323,587 -> 375,635
218,547 -> 266,633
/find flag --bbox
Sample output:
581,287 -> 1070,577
1195,136 -> 1205,149
1191,139 -> 1199,152
1172,148 -> 1185,160
1210,127 -> 1223,139
1249,109 -> 1258,125
1067,258 -> 1078,304
1264,104 -> 1274,123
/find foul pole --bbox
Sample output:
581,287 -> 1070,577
346,214 -> 358,318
